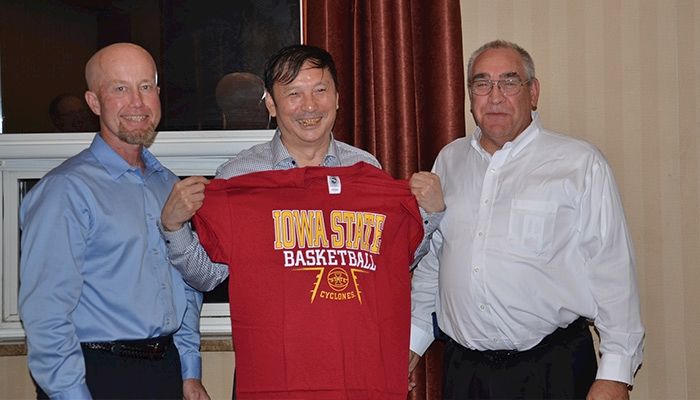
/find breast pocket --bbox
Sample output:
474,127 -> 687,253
507,199 -> 558,258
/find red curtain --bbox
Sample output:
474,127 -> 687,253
305,0 -> 465,180
305,1 -> 465,398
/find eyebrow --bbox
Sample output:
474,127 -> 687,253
471,71 -> 522,80
500,71 -> 521,79
106,78 -> 156,86
279,78 -> 330,91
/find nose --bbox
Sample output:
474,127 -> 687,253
300,93 -> 316,112
488,83 -> 505,104
129,90 -> 145,107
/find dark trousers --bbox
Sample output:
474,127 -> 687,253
35,339 -> 183,399
442,318 -> 597,400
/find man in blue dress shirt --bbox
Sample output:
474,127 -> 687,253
18,43 -> 210,400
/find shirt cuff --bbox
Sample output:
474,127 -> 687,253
52,383 -> 92,400
180,353 -> 202,380
596,352 -> 635,385
159,223 -> 196,252
410,323 -> 435,356
421,209 -> 444,235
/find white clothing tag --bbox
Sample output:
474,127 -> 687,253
327,175 -> 341,194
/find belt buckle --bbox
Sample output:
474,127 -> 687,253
144,341 -> 166,359
111,342 -> 128,358
485,349 -> 518,363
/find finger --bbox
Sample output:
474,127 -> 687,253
176,177 -> 210,194
410,177 -> 430,190
185,183 -> 208,196
410,172 -> 432,185
181,175 -> 210,185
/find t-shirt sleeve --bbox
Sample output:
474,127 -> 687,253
192,187 -> 231,264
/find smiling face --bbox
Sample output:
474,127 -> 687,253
265,61 -> 338,152
469,47 -> 539,154
85,43 -> 161,148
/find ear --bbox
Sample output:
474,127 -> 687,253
84,91 -> 101,116
264,90 -> 277,117
528,78 -> 540,110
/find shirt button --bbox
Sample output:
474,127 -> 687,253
483,199 -> 489,204
479,304 -> 486,311
473,266 -> 479,273
477,231 -> 483,237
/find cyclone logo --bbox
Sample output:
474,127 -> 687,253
327,267 -> 349,291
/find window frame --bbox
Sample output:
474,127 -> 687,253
0,130 -> 274,339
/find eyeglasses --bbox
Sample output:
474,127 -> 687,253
468,78 -> 530,96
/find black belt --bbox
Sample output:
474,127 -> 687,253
81,335 -> 173,360
454,317 -> 590,363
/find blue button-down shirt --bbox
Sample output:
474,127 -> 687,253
19,134 -> 202,400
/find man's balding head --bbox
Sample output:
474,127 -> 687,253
85,43 -> 157,92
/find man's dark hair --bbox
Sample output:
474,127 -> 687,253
263,44 -> 338,96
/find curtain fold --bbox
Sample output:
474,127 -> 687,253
306,0 -> 465,179
305,1 -> 464,398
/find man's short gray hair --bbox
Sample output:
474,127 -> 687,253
467,40 -> 536,82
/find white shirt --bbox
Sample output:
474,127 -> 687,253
410,112 -> 644,384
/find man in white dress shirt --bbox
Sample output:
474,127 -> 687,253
409,40 -> 644,400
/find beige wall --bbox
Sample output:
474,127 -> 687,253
0,356 -> 33,399
460,0 -> 699,399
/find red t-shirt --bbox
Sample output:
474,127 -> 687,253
193,162 -> 424,399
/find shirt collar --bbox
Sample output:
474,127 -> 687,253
471,111 -> 542,158
270,129 -> 341,169
89,133 -> 166,180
